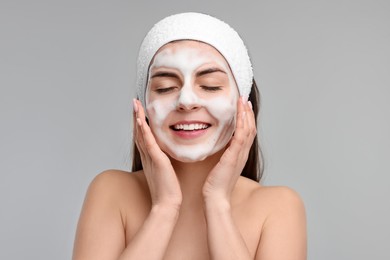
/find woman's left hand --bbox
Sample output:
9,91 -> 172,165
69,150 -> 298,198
202,97 -> 257,203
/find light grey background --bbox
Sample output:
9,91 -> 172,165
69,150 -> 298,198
1,0 -> 389,259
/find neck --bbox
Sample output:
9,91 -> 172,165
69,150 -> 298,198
170,150 -> 224,208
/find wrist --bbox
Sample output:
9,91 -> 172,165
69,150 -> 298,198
203,196 -> 231,214
152,195 -> 182,212
151,203 -> 181,219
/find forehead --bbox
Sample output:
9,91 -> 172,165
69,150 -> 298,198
151,40 -> 229,67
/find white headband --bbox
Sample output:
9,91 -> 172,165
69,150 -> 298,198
136,12 -> 253,105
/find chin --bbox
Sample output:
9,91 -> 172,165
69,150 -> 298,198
163,144 -> 227,163
167,151 -> 209,163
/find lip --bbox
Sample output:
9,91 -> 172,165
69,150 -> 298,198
169,120 -> 211,139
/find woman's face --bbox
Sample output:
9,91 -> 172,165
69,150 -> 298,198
145,40 -> 239,162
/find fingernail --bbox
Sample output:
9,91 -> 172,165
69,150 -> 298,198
136,118 -> 142,126
248,101 -> 253,109
133,98 -> 138,113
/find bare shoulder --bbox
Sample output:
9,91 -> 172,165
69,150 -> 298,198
235,178 -> 307,259
236,177 -> 305,213
256,185 -> 305,212
89,169 -> 144,187
87,169 -> 147,196
77,169 -> 149,224
73,169 -> 149,259
85,169 -> 151,215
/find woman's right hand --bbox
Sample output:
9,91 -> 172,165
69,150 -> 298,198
133,99 -> 182,210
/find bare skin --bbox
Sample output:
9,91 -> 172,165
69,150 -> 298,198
73,41 -> 306,260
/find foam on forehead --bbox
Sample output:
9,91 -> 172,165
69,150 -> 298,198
136,12 -> 253,106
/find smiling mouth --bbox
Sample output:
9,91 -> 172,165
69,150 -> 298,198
170,123 -> 211,131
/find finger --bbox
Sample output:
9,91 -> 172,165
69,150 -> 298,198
135,100 -> 158,153
235,96 -> 246,131
135,117 -> 147,159
216,97 -> 254,173
240,98 -> 256,139
227,97 -> 253,159
132,98 -> 138,140
240,100 -> 256,158
132,99 -> 141,149
229,102 -> 247,152
133,99 -> 147,158
136,99 -> 146,120
245,100 -> 257,139
235,96 -> 250,141
135,100 -> 165,161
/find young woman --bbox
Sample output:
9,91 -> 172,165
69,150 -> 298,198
73,12 -> 306,260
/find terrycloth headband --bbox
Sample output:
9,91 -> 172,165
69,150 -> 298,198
136,12 -> 253,105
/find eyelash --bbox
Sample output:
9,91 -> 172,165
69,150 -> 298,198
155,87 -> 176,94
154,85 -> 222,94
201,85 -> 222,92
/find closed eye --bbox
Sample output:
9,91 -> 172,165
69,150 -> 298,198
154,87 -> 177,94
201,85 -> 222,92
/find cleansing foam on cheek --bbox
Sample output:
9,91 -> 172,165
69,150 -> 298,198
146,99 -> 176,127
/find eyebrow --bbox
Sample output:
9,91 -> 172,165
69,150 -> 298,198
151,71 -> 180,79
150,67 -> 227,79
196,67 -> 227,77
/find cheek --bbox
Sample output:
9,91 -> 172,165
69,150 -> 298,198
204,95 -> 237,124
146,99 -> 176,127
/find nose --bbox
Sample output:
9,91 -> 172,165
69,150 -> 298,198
177,102 -> 200,111
176,85 -> 201,111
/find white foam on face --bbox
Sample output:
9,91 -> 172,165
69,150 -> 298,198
145,43 -> 239,162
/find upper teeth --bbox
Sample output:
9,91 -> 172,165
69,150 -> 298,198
173,123 -> 209,131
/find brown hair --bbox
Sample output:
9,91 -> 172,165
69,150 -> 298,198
131,79 -> 264,182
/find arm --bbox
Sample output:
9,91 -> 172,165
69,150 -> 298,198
120,99 -> 183,259
72,172 -> 128,260
118,205 -> 179,260
255,187 -> 307,260
204,199 -> 252,260
72,172 -> 180,260
202,97 -> 255,259
73,100 -> 182,260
